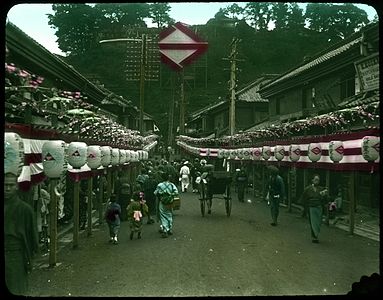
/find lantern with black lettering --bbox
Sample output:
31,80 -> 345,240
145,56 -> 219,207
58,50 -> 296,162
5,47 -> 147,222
289,145 -> 301,162
87,145 -> 102,169
361,136 -> 379,162
274,145 -> 285,161
262,146 -> 271,161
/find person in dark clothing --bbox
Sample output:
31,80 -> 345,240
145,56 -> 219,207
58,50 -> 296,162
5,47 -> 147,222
117,182 -> 132,222
142,170 -> 158,224
301,174 -> 329,243
105,194 -> 121,244
235,166 -> 248,202
4,173 -> 39,295
265,166 -> 286,226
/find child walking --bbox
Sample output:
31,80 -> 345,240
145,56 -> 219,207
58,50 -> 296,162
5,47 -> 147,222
105,194 -> 121,244
126,191 -> 149,240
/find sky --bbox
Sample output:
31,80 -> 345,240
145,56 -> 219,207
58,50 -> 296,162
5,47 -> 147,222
6,2 -> 378,56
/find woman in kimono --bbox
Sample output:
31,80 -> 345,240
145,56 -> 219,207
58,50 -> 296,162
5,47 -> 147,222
154,172 -> 179,238
301,174 -> 328,243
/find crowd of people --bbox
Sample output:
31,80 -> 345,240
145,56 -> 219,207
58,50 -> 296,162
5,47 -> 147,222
5,156 -> 333,295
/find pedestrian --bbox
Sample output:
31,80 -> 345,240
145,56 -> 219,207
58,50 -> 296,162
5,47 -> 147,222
142,170 -> 158,224
179,161 -> 190,193
126,191 -> 149,240
154,172 -> 179,238
190,158 -> 199,193
265,165 -> 286,226
104,194 -> 121,244
117,182 -> 132,222
4,172 -> 39,295
136,168 -> 149,189
235,165 -> 248,202
301,174 -> 328,243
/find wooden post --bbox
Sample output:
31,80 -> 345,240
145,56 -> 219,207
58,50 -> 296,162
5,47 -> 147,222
73,180 -> 80,249
98,174 -> 104,226
349,171 -> 356,235
179,69 -> 185,135
107,167 -> 112,199
287,168 -> 292,213
49,179 -> 58,267
325,169 -> 330,225
87,175 -> 93,237
168,72 -> 175,148
261,164 -> 265,200
139,34 -> 146,134
252,162 -> 256,198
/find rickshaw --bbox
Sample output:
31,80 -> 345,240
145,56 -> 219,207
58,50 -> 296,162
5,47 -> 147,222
198,165 -> 232,217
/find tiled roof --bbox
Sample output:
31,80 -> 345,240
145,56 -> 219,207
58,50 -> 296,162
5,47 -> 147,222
261,37 -> 362,89
338,90 -> 380,108
189,100 -> 227,120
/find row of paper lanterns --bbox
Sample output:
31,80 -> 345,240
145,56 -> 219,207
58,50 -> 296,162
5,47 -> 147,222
5,133 -> 149,179
211,136 -> 379,163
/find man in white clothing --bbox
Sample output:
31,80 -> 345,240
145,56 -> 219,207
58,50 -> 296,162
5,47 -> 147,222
179,161 -> 190,193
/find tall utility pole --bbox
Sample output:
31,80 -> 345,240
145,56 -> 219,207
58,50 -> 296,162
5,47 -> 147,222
179,69 -> 185,135
168,72 -> 175,147
139,34 -> 147,134
223,38 -> 242,136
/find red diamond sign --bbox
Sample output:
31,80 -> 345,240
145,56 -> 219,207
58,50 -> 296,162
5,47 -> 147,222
335,146 -> 345,155
159,22 -> 208,71
311,147 -> 321,155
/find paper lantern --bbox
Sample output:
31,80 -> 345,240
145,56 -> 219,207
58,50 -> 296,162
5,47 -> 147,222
274,145 -> 285,161
4,132 -> 24,176
289,145 -> 301,162
229,149 -> 238,160
218,149 -> 225,159
223,149 -> 230,159
308,143 -> 322,162
67,142 -> 87,168
361,136 -> 380,162
252,148 -> 262,161
125,150 -> 132,162
243,148 -> 252,160
329,141 -> 344,162
237,149 -> 245,159
87,145 -> 102,169
100,146 -> 112,167
262,146 -> 271,161
144,151 -> 149,160
111,148 -> 120,166
119,149 -> 127,164
42,140 -> 67,178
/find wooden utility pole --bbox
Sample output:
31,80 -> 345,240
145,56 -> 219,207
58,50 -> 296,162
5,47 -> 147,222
179,69 -> 185,135
223,38 -> 242,136
139,34 -> 147,134
168,72 -> 175,147
87,175 -> 93,237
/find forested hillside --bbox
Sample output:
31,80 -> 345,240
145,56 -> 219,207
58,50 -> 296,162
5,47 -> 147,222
47,3 -> 374,135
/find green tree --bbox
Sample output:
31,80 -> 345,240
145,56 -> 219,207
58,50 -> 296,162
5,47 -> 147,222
245,2 -> 272,31
286,3 -> 305,31
149,3 -> 174,28
305,3 -> 369,40
270,3 -> 289,30
94,3 -> 150,26
48,4 -> 101,55
225,3 -> 244,21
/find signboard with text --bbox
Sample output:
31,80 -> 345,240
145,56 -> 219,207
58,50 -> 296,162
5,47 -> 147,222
354,53 -> 379,91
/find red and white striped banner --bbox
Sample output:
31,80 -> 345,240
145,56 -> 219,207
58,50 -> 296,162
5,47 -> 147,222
176,129 -> 379,172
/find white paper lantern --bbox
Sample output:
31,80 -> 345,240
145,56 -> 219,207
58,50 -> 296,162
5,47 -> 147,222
223,149 -> 230,159
134,151 -> 139,162
125,150 -> 132,162
252,148 -> 262,161
67,142 -> 87,168
111,148 -> 120,166
237,149 -> 245,159
361,136 -> 380,162
119,149 -> 127,164
144,151 -> 149,160
308,143 -> 322,162
243,148 -> 252,160
329,141 -> 344,162
289,145 -> 301,162
274,145 -> 285,161
42,140 -> 67,178
218,149 -> 225,159
100,146 -> 112,167
87,145 -> 102,169
4,132 -> 24,176
229,149 -> 238,160
262,146 -> 271,161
